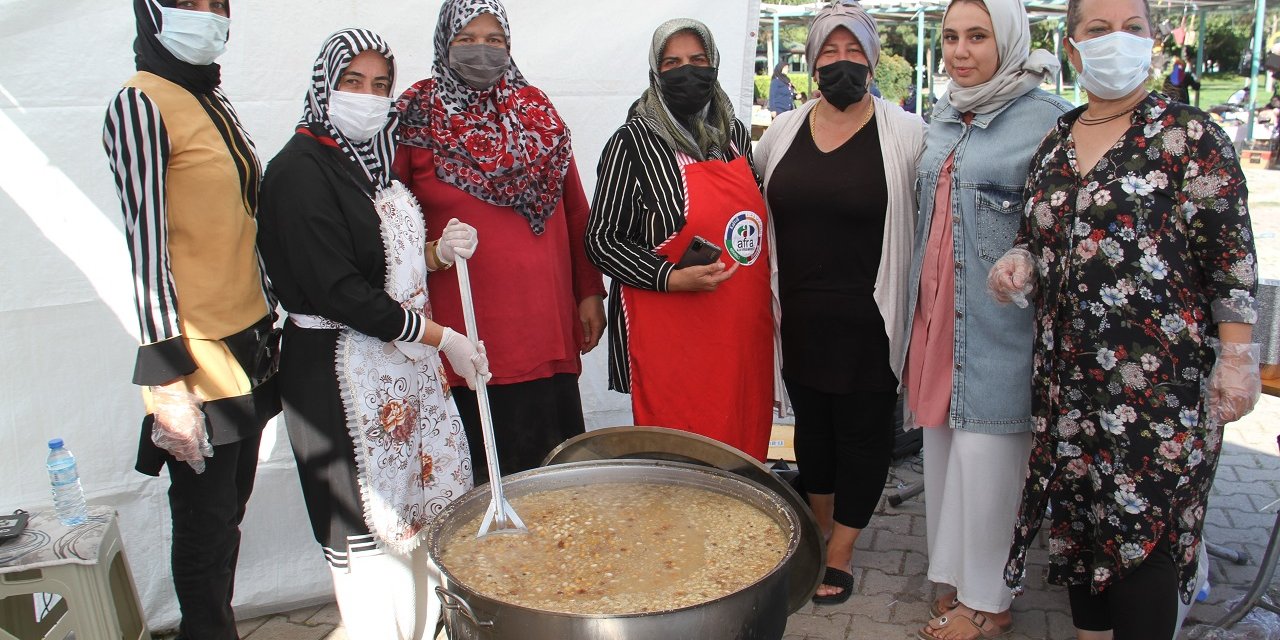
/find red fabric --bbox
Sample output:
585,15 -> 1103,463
621,156 -> 773,460
394,146 -> 606,387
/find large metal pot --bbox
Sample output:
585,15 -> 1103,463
427,460 -> 802,640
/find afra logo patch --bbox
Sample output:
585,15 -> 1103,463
724,211 -> 763,266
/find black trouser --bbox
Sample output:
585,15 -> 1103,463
785,379 -> 897,529
451,373 -> 588,485
165,433 -> 262,640
1068,542 -> 1179,639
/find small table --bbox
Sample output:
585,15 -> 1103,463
0,507 -> 149,640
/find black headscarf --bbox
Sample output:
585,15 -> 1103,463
772,61 -> 792,83
133,0 -> 222,94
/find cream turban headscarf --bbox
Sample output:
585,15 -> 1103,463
806,1 -> 881,72
942,0 -> 1060,114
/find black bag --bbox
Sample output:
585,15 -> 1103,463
891,394 -> 923,460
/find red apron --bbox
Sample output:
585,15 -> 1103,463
621,154 -> 773,460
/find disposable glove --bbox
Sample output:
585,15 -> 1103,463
437,327 -> 493,390
1207,340 -> 1262,425
988,247 -> 1037,308
150,384 -> 213,473
436,218 -> 478,264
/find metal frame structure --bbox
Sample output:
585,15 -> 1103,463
760,0 -> 1274,134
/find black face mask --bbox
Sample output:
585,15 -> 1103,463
659,64 -> 719,116
816,60 -> 871,111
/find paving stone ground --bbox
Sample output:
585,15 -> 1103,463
172,170 -> 1280,640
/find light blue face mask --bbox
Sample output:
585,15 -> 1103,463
1070,31 -> 1154,100
157,8 -> 230,66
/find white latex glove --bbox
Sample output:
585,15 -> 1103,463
436,218 -> 478,264
150,384 -> 213,473
988,247 -> 1037,308
437,327 -> 493,390
1207,340 -> 1262,424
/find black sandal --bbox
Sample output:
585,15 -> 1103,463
812,566 -> 854,605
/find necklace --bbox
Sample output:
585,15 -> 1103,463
810,99 -> 875,142
1077,94 -> 1146,126
1077,108 -> 1135,126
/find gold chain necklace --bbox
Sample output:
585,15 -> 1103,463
809,99 -> 875,142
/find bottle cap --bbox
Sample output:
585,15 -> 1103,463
48,438 -> 64,450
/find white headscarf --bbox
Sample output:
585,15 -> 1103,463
942,0 -> 1059,114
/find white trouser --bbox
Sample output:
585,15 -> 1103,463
330,546 -> 440,640
923,427 -> 1033,613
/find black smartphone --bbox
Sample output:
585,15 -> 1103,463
674,236 -> 723,270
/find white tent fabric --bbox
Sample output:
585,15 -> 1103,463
0,0 -> 761,628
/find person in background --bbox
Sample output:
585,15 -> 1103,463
103,1 -> 280,636
903,0 -> 1070,637
258,29 -> 488,639
769,60 -> 797,115
395,0 -> 606,485
1162,56 -> 1200,104
754,0 -> 925,605
992,0 -> 1261,636
587,18 -> 773,461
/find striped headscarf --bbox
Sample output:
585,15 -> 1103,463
806,1 -> 881,71
397,0 -> 573,235
299,29 -> 398,190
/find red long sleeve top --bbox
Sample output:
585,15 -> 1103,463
394,147 -> 606,388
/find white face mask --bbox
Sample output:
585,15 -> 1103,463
156,8 -> 231,66
328,91 -> 393,143
1070,32 -> 1154,100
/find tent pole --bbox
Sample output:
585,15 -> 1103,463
916,7 -> 925,114
1247,0 -> 1265,148
1055,21 -> 1063,97
1194,9 -> 1205,108
772,15 -> 780,72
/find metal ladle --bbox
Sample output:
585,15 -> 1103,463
455,257 -> 527,537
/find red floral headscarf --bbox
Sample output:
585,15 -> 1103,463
396,0 -> 572,235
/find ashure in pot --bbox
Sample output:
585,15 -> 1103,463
427,460 -> 802,640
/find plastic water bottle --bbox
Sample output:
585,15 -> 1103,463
46,438 -> 87,526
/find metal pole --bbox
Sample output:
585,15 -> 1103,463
1054,21 -> 1063,97
772,15 -> 780,72
1194,9 -> 1206,108
916,7 -> 925,114
1248,0 -> 1265,148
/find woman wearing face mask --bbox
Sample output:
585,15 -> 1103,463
395,0 -> 606,485
990,0 -> 1260,636
769,61 -> 797,116
585,18 -> 772,461
257,29 -> 487,639
753,0 -> 925,604
902,1 -> 1070,637
102,1 -> 279,636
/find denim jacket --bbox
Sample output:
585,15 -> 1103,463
905,88 -> 1071,434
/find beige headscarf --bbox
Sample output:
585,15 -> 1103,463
942,0 -> 1059,114
806,1 -> 881,72
631,18 -> 735,161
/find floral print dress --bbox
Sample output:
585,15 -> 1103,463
1004,93 -> 1257,600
